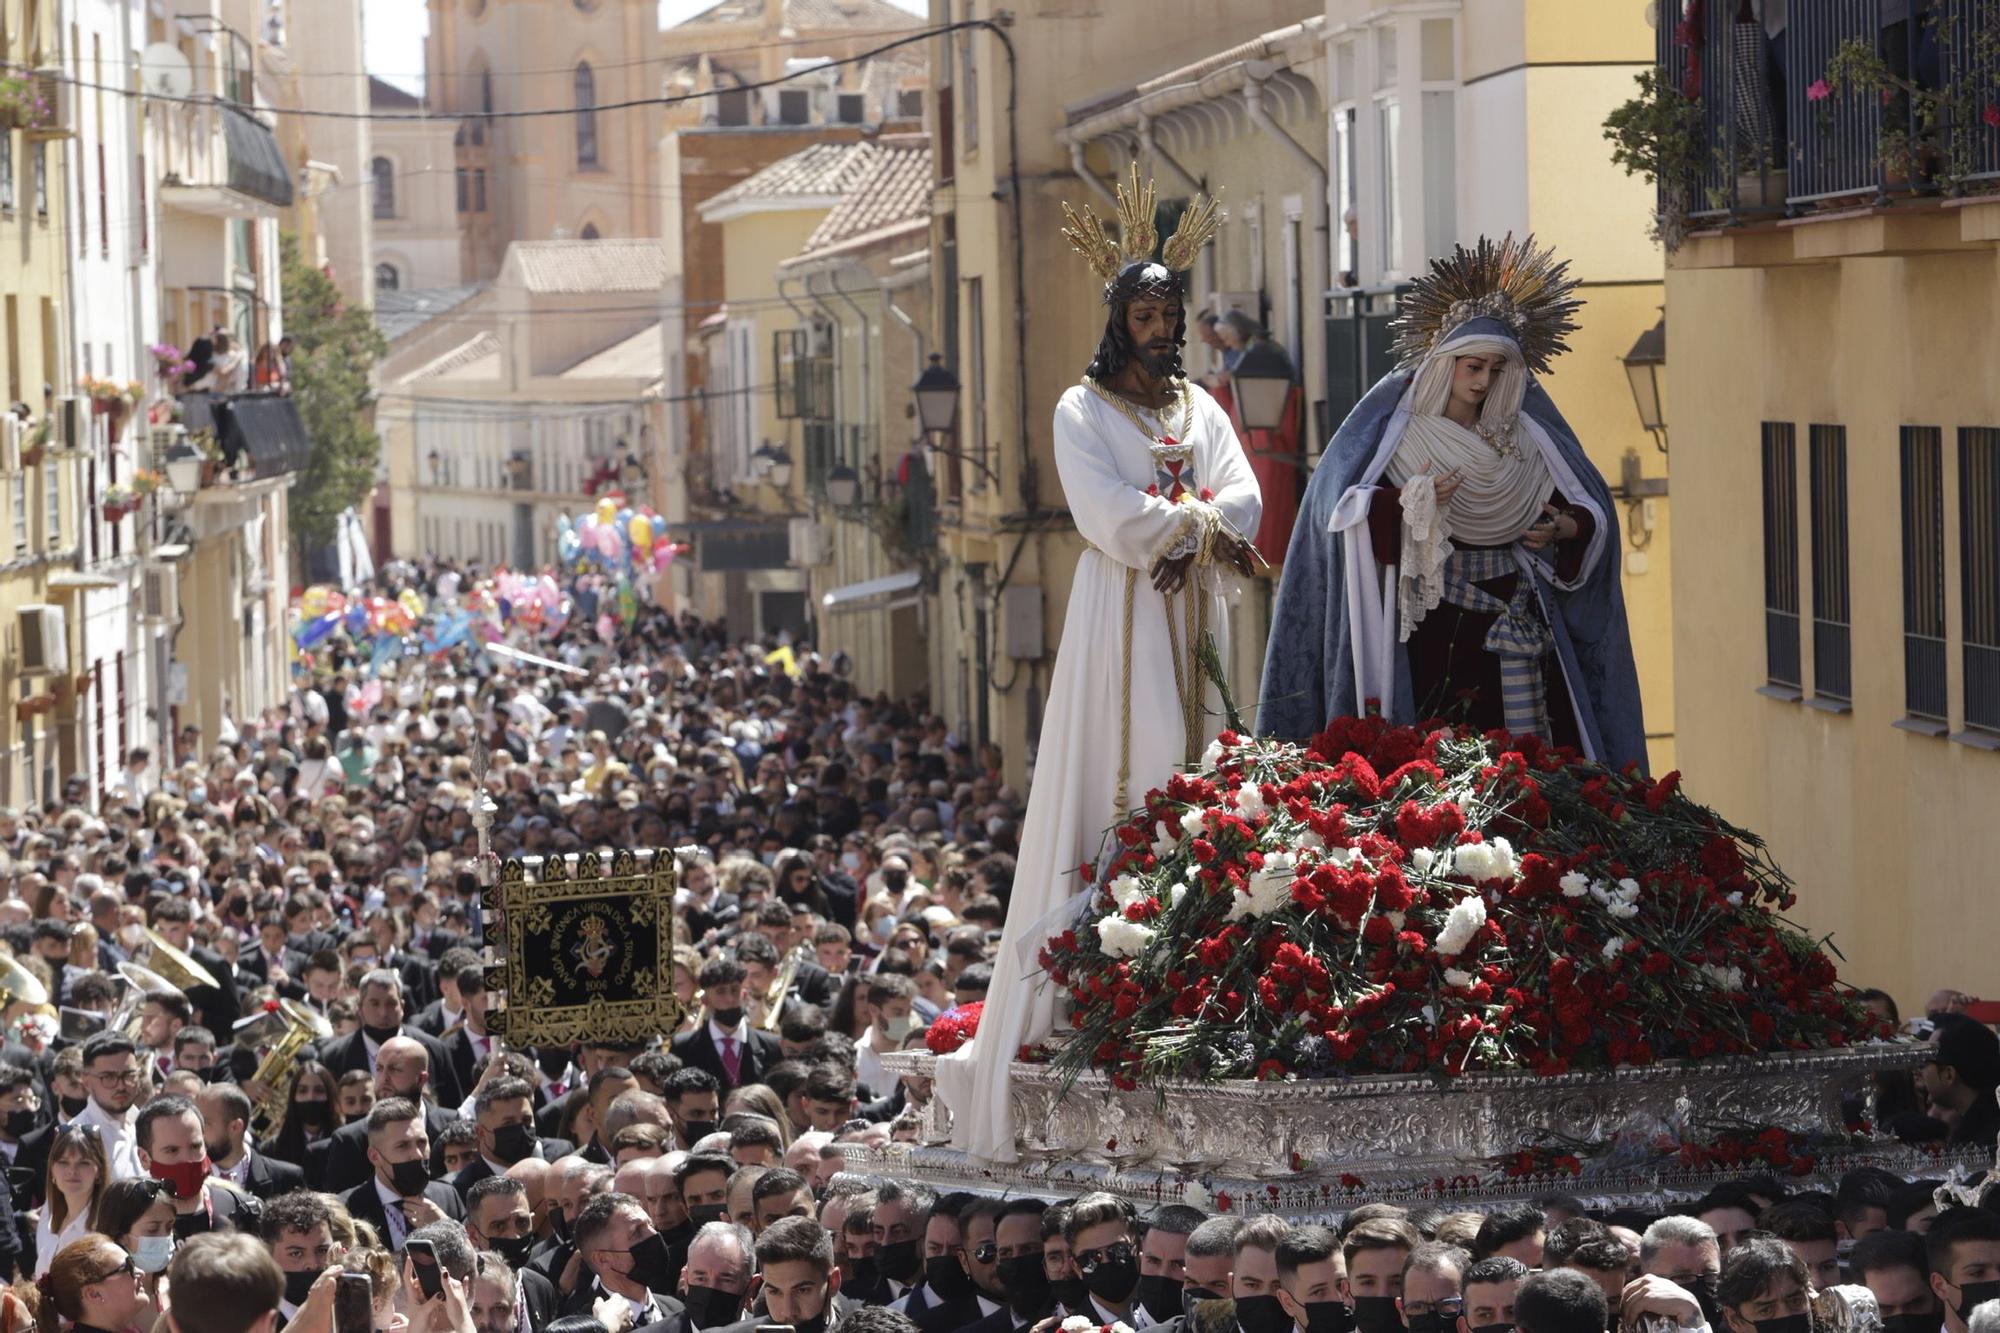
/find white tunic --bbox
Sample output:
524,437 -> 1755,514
935,379 -> 1262,1163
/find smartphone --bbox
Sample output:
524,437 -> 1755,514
1963,1000 -> 2000,1025
334,1273 -> 375,1333
405,1239 -> 444,1301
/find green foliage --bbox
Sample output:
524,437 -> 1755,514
1603,67 -> 1707,251
280,232 -> 387,551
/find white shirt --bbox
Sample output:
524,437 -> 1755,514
76,1097 -> 141,1180
364,1030 -> 384,1075
33,1204 -> 94,1277
1092,1295 -> 1155,1330
375,1175 -> 412,1248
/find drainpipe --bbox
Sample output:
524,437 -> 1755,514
1067,140 -> 1118,210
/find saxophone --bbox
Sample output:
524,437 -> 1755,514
757,944 -> 810,1031
244,1000 -> 333,1138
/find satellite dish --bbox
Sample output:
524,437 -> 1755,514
139,43 -> 193,100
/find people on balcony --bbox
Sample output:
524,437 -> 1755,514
253,343 -> 290,394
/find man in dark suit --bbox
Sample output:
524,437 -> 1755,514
679,858 -> 737,946
148,898 -> 242,1038
408,947 -> 482,1038
317,970 -> 464,1109
321,1035 -> 461,1194
669,958 -> 780,1095
239,915 -> 307,995
699,1216 -> 852,1333
198,1082 -> 306,1201
465,1175 -> 562,1328
959,1199 -> 1059,1333
339,1097 -> 465,1251
440,965 -> 503,1098
446,1077 -> 552,1200
564,1192 -> 688,1331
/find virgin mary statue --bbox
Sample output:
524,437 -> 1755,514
1259,236 -> 1646,769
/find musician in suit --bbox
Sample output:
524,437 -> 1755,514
409,947 -> 483,1038
699,1216 -> 853,1333
316,969 -> 465,1109
339,1097 -> 465,1250
149,897 -> 242,1037
320,1035 -> 460,1194
465,1176 -> 562,1330
669,958 -> 781,1095
199,1082 -> 307,1201
563,1192 -> 688,1331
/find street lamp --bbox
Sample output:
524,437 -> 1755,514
1621,317 -> 1667,449
163,440 -> 204,497
825,464 -> 862,509
1229,340 -> 1297,433
913,353 -> 961,435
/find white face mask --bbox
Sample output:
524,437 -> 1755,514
879,1013 -> 919,1042
132,1234 -> 175,1273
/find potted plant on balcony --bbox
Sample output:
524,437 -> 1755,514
0,76 -> 48,132
101,483 -> 137,521
130,468 -> 165,498
1603,66 -> 1708,250
1820,5 -> 2000,198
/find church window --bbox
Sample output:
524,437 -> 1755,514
574,62 -> 598,166
372,156 -> 395,218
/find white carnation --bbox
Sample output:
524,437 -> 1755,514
1180,808 -> 1207,838
1434,894 -> 1487,956
1233,784 -> 1268,820
1703,963 -> 1745,991
1108,874 -> 1147,911
1453,837 -> 1518,883
1297,829 -> 1325,852
1443,967 -> 1477,990
1616,877 -> 1642,901
1228,851 -> 1297,921
1607,900 -> 1639,920
1324,845 -> 1366,869
1169,881 -> 1188,907
1559,871 -> 1591,898
1726,890 -> 1744,906
1412,848 -> 1436,874
1096,915 -> 1156,959
1603,935 -> 1627,963
1200,737 -> 1228,771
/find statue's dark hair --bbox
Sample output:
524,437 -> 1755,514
1087,263 -> 1187,382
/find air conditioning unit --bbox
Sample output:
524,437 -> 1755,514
141,564 -> 179,623
26,68 -> 72,140
788,517 -> 829,567
17,605 -> 68,677
150,423 -> 187,457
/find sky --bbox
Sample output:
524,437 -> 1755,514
364,0 -> 930,96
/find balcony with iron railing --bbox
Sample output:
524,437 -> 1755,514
1657,0 -> 2000,227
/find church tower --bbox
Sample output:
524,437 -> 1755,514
426,0 -> 666,281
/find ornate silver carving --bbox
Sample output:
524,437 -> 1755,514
860,1044 -> 1973,1215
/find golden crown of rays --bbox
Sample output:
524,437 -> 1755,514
1061,162 -> 1225,284
1388,233 -> 1583,378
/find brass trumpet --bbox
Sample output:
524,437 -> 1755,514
756,943 -> 809,1032
242,1000 -> 334,1139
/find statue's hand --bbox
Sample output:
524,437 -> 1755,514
1151,551 -> 1197,594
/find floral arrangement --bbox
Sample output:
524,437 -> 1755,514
1060,1319 -> 1134,1333
150,343 -> 196,380
925,1000 -> 984,1055
0,76 -> 49,132
101,484 -> 139,520
130,468 -> 164,496
1036,715 -> 1886,1089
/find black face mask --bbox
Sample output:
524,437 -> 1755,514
550,1208 -> 573,1243
285,1268 -> 321,1307
926,1254 -> 976,1303
681,1285 -> 744,1330
387,1158 -> 432,1198
491,1122 -> 538,1166
1407,1316 -> 1454,1333
173,1209 -> 214,1240
1353,1296 -> 1403,1333
1881,1314 -> 1940,1333
686,1202 -> 727,1228
1138,1275 -> 1186,1325
1953,1282 -> 2000,1323
1236,1295 -> 1295,1333
795,1312 -> 829,1333
681,1120 -> 718,1148
1470,1325 -> 1513,1333
1689,1274 -> 1723,1328
882,869 -> 910,890
624,1233 -> 677,1293
848,1255 -> 882,1298
1052,1275 -> 1092,1312
491,1235 -> 536,1269
1081,1246 -> 1141,1306
2,1109 -> 34,1138
1305,1301 -> 1357,1333
362,1023 -> 402,1045
878,1237 -> 924,1284
996,1256 -> 1054,1320
710,1006 -> 744,1029
60,1095 -> 88,1119
1749,1316 -> 1811,1333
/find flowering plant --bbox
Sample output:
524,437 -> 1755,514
925,1000 -> 984,1055
1037,716 -> 1886,1089
150,343 -> 197,380
130,468 -> 165,496
0,77 -> 50,131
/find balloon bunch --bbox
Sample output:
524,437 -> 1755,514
491,571 -> 573,639
556,496 -> 685,577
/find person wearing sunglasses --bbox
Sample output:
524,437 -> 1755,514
31,1235 -> 155,1333
1063,1193 -> 1147,1328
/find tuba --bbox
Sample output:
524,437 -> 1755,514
131,929 -> 220,992
756,943 -> 809,1032
0,954 -> 49,1011
110,961 -> 184,1042
240,999 -> 334,1139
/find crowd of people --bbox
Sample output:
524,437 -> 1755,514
0,558 -> 1995,1333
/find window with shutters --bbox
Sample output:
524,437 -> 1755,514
1960,427 -> 2000,733
1761,422 -> 1801,693
1809,425 -> 1851,705
1900,427 -> 1946,726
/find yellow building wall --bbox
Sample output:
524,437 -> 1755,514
1668,228 -> 2000,1016
719,208 -> 833,508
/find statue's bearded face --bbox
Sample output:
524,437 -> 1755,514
1124,295 -> 1184,378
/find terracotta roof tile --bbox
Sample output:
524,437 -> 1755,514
699,141 -> 880,215
796,136 -> 930,254
509,240 -> 667,294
